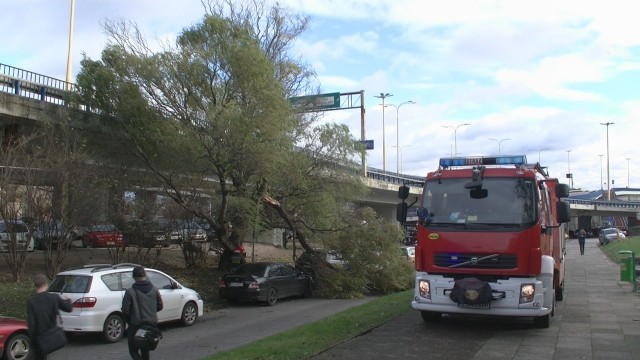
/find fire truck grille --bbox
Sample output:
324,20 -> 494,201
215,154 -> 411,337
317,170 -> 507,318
434,253 -> 517,269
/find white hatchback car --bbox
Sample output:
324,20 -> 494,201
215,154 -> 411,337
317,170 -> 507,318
0,220 -> 34,252
48,263 -> 204,343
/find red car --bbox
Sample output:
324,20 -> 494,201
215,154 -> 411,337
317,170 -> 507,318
0,317 -> 31,360
81,224 -> 124,248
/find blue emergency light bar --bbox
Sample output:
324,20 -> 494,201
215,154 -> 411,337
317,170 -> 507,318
439,155 -> 527,168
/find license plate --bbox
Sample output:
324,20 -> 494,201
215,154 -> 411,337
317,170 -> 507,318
229,282 -> 243,287
457,303 -> 490,310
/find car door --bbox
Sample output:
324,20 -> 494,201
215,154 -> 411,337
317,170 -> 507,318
147,270 -> 182,322
267,264 -> 290,298
281,264 -> 304,296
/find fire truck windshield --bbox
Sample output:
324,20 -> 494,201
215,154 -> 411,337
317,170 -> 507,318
421,178 -> 536,226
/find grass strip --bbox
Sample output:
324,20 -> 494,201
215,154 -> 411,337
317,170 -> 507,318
207,290 -> 413,360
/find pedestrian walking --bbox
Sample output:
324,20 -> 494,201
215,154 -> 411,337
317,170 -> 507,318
27,273 -> 72,360
578,228 -> 587,255
122,266 -> 164,360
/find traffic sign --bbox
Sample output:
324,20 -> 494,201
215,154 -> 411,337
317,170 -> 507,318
289,92 -> 340,111
360,140 -> 374,150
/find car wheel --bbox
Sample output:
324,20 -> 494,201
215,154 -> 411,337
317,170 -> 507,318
303,282 -> 313,298
420,311 -> 442,322
4,332 -> 31,360
103,314 -> 124,343
181,302 -> 198,326
555,284 -> 564,301
266,287 -> 278,306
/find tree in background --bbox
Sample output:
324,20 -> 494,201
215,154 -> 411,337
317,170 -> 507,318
75,0 -> 395,284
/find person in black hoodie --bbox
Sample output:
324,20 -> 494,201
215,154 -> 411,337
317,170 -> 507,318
122,266 -> 164,360
27,273 -> 72,360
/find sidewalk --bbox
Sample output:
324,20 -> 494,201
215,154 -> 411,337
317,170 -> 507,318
311,237 -> 640,359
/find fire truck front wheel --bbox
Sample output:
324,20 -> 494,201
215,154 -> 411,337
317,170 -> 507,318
420,311 -> 442,322
533,314 -> 550,328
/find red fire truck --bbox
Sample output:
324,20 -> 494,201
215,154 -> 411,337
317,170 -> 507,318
397,155 -> 570,328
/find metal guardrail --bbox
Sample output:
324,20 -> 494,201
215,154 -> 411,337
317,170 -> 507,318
565,198 -> 640,209
0,63 -> 75,105
366,168 -> 425,185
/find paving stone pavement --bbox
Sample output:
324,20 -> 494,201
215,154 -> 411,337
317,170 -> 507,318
311,237 -> 640,360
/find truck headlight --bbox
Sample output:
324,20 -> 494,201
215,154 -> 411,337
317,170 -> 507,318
419,280 -> 431,299
520,283 -> 535,304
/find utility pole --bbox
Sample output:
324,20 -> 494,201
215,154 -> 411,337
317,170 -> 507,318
374,93 -> 392,172
601,122 -> 614,200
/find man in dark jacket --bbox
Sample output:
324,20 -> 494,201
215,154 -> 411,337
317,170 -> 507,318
27,273 -> 73,360
122,266 -> 164,360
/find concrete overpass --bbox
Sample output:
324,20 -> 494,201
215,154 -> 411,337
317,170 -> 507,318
2,62 -> 640,226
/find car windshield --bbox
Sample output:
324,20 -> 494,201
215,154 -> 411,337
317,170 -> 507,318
603,229 -> 618,235
422,177 -> 536,227
233,263 -> 268,277
91,224 -> 115,232
0,222 -> 28,233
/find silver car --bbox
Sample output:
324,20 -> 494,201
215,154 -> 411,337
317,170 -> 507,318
599,228 -> 626,245
0,220 -> 34,252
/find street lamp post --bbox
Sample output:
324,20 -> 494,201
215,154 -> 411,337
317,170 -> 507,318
598,154 -> 604,190
442,123 -> 470,156
601,122 -> 615,200
488,138 -> 511,155
66,0 -> 76,90
393,144 -> 413,174
566,150 -> 573,189
626,157 -> 631,188
386,101 -> 416,173
374,93 -> 393,172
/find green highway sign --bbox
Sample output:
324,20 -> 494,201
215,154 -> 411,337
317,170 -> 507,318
289,92 -> 341,111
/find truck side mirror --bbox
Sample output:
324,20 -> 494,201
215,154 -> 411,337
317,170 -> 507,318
556,201 -> 571,223
397,202 -> 408,223
398,185 -> 409,200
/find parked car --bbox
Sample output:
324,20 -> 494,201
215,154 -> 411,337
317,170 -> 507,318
400,245 -> 415,262
121,219 -> 169,248
599,227 -> 626,245
80,224 -> 124,248
48,263 -> 204,343
0,220 -> 34,252
0,317 -> 31,360
218,262 -> 312,306
33,220 -> 71,250
173,222 -> 207,243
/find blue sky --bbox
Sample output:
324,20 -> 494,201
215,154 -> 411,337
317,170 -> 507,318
2,0 -> 639,192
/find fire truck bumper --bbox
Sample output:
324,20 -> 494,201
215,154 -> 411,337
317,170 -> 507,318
412,274 -> 552,317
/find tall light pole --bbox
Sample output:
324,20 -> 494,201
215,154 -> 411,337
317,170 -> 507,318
601,122 -> 614,200
442,123 -> 470,156
386,101 -> 416,173
374,93 -> 393,172
626,157 -> 631,188
488,138 -> 511,155
566,150 -> 573,189
393,144 -> 413,173
66,0 -> 76,89
598,154 -> 604,190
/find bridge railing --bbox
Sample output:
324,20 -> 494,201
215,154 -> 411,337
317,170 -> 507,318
566,198 -> 640,209
0,63 -> 75,105
366,168 -> 425,186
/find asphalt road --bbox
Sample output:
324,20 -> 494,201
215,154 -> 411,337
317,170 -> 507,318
46,296 -> 375,360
